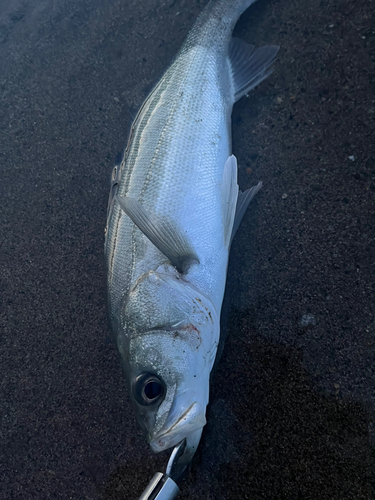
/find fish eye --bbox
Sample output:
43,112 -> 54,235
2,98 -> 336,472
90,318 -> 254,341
133,373 -> 165,406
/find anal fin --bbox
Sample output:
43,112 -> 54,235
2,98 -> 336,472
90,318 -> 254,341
222,155 -> 239,247
231,181 -> 262,243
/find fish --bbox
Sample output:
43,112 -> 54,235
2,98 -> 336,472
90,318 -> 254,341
104,0 -> 278,464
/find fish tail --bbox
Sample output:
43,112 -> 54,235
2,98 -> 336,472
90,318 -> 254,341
205,0 -> 257,26
185,0 -> 258,49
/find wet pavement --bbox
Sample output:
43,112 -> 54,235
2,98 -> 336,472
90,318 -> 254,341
1,0 -> 374,498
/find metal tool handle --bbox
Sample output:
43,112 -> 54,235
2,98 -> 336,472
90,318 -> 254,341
137,440 -> 191,500
138,472 -> 180,500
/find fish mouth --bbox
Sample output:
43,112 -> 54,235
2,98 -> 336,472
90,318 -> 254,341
150,402 -> 206,452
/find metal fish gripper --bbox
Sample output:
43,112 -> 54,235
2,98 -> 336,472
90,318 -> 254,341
138,439 -> 189,500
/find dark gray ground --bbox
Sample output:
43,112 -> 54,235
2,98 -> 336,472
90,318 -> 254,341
1,0 -> 374,498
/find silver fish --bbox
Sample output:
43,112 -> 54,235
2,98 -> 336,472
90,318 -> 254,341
105,0 -> 278,462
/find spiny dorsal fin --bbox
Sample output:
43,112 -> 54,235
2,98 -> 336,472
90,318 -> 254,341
229,37 -> 279,101
117,195 -> 198,274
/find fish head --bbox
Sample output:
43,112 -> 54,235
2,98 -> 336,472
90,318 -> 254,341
117,265 -> 220,455
127,327 -> 211,453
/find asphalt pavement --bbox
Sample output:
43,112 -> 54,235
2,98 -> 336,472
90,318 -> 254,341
1,0 -> 374,498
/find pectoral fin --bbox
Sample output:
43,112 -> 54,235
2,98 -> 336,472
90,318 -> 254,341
117,195 -> 198,273
229,37 -> 279,101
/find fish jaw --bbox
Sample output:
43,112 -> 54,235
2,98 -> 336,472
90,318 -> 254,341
149,402 -> 206,452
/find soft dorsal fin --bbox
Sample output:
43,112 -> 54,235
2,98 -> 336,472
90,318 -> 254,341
231,181 -> 263,244
117,195 -> 198,274
229,37 -> 279,102
222,155 -> 239,248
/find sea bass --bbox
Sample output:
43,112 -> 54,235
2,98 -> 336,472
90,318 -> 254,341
105,0 -> 278,462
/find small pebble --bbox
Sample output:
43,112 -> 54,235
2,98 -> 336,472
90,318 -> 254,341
300,314 -> 317,327
282,193 -> 288,199
348,155 -> 355,161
